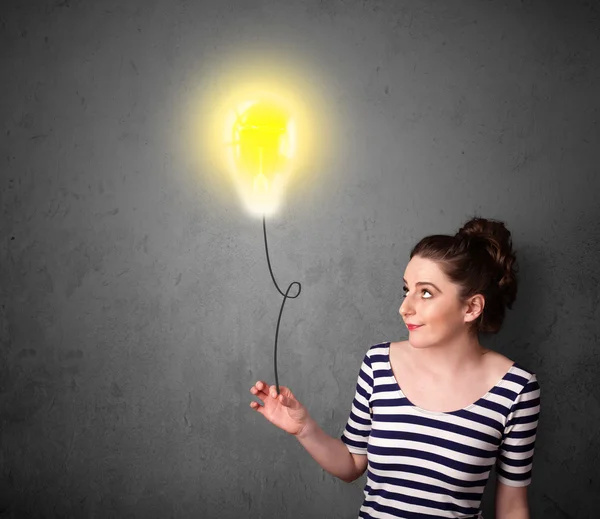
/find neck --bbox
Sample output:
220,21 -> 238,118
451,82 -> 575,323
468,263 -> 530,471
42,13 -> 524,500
406,331 -> 487,377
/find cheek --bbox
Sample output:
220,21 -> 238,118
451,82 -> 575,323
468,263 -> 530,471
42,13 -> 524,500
424,301 -> 459,326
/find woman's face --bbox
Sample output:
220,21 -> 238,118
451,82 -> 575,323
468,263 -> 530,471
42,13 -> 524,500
399,255 -> 473,348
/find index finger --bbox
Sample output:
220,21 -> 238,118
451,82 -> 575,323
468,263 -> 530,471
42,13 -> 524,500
254,380 -> 270,392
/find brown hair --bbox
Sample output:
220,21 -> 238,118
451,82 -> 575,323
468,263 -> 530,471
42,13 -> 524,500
409,216 -> 518,334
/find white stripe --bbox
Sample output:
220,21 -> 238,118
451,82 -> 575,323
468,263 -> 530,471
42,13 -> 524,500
497,461 -> 532,475
368,453 -> 493,483
485,390 -> 514,409
369,435 -> 496,468
372,405 -> 503,439
361,492 -> 466,518
373,421 -> 499,451
368,465 -> 487,495
346,415 -> 371,431
498,447 -> 534,461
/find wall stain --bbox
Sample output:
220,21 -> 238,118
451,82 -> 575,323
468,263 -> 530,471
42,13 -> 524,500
63,349 -> 83,360
184,392 -> 192,430
110,382 -> 123,398
17,349 -> 36,359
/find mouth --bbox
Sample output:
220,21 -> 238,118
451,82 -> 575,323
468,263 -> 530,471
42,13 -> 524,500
406,324 -> 423,331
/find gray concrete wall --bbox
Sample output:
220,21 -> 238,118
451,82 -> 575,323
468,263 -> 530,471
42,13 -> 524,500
1,0 -> 599,517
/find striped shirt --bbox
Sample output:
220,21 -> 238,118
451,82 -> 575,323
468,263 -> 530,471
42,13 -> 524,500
341,342 -> 541,519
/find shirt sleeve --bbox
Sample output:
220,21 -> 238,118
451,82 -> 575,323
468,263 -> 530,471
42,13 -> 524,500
340,349 -> 374,455
496,373 -> 541,487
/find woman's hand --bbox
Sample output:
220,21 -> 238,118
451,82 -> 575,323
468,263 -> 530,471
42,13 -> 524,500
249,381 -> 309,436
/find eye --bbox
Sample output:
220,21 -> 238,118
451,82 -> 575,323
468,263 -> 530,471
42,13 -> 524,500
402,286 -> 432,299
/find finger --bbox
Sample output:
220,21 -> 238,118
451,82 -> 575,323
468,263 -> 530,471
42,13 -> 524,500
251,382 -> 271,402
269,385 -> 280,399
278,386 -> 294,398
249,401 -> 265,415
279,391 -> 299,409
274,385 -> 294,400
255,381 -> 270,393
250,388 -> 269,403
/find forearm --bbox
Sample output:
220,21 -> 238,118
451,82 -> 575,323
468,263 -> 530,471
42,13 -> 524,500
497,510 -> 529,519
295,416 -> 363,483
495,480 -> 530,519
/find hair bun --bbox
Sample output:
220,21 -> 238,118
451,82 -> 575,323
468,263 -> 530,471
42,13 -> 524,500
455,217 -> 518,308
455,217 -> 511,247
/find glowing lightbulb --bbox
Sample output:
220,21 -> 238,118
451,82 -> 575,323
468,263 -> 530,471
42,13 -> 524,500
225,97 -> 296,216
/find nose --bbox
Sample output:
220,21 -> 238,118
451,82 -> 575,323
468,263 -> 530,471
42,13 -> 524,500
399,297 -> 414,319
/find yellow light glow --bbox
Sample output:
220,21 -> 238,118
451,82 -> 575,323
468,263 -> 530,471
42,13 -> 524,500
183,54 -> 334,218
225,96 -> 295,216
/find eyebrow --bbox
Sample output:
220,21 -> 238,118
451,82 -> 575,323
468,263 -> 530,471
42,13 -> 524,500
402,279 -> 442,292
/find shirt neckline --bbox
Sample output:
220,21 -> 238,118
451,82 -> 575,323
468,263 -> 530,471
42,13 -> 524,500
384,341 -> 517,416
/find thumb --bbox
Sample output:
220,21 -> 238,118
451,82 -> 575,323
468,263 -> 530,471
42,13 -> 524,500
278,388 -> 300,409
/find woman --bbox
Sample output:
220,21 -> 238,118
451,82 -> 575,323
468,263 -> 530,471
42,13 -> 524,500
249,217 -> 541,519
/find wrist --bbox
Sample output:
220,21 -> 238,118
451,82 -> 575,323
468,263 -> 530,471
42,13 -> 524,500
295,415 -> 317,440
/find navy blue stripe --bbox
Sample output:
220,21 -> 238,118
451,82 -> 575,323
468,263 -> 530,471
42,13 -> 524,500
373,383 -> 399,394
358,509 -> 481,519
372,367 -> 394,378
365,485 -> 480,516
363,495 -> 443,518
371,413 -> 500,445
368,460 -> 489,489
502,440 -> 536,453
514,397 -> 540,411
498,454 -> 532,468
496,465 -> 531,482
490,386 -> 519,400
367,469 -> 484,502
356,383 -> 371,402
367,445 -> 494,474
353,398 -> 370,416
362,492 -> 479,518
371,396 -> 413,408
452,409 -> 504,434
475,397 -> 511,416
369,353 -> 389,364
359,368 -> 374,387
345,423 -> 370,437
507,428 -> 537,439
341,435 -> 367,450
369,430 -> 497,459
360,512 -> 480,519
506,412 -> 539,427
505,372 -> 530,386
350,412 -> 371,427
524,380 -> 540,392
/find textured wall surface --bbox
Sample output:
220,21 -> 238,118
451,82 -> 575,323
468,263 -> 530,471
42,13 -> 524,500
1,0 -> 599,518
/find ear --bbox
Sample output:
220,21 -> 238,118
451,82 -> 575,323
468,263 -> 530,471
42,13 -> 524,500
464,294 -> 485,323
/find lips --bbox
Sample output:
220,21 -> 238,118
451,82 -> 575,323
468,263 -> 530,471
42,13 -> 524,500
406,324 -> 423,331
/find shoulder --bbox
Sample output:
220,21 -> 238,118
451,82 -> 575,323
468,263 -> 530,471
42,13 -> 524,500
388,340 -> 409,355
483,349 -> 516,378
487,350 -> 538,387
485,351 -> 541,406
358,342 -> 392,368
365,341 -> 392,357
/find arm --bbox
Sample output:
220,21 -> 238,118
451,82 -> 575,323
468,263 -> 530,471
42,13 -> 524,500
296,416 -> 368,483
495,481 -> 529,519
295,349 -> 373,482
495,372 -> 541,519
249,381 -> 368,483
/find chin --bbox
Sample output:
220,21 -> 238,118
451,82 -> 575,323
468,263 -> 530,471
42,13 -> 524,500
407,335 -> 432,349
407,331 -> 442,349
